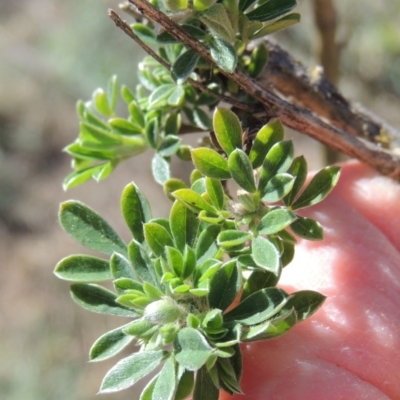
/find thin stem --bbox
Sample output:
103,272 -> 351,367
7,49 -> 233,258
127,0 -> 400,180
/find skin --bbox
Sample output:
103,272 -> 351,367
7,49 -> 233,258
220,161 -> 400,400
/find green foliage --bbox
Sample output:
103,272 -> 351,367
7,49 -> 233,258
55,1 -> 342,399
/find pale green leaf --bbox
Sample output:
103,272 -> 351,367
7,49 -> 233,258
89,324 -> 133,362
59,201 -> 127,256
99,350 -> 166,393
175,328 -> 213,371
191,148 -> 231,179
54,255 -> 112,282
70,283 -> 138,317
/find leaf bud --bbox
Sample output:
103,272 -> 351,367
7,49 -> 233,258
193,0 -> 217,11
163,0 -> 188,11
144,298 -> 184,325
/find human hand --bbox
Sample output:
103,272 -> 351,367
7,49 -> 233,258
220,161 -> 400,400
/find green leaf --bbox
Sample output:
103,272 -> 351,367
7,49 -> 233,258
79,122 -> 121,147
59,201 -> 127,256
285,290 -> 326,321
205,177 -> 224,210
209,260 -> 241,311
247,0 -> 297,22
89,325 -> 133,362
121,85 -> 136,104
242,269 -> 279,300
209,37 -> 237,73
216,358 -> 242,394
258,140 -> 294,196
113,277 -> 144,294
144,222 -> 174,257
175,370 -> 194,400
291,166 -> 341,210
166,246 -> 184,277
192,366 -> 219,400
145,118 -> 160,149
213,108 -> 242,155
54,255 -> 112,282
228,149 -> 256,192
93,88 -> 112,117
280,240 -> 295,267
99,350 -> 166,393
249,118 -> 284,168
200,4 -> 235,42
217,230 -> 252,250
92,160 -> 118,182
123,318 -> 155,336
152,357 -> 177,400
283,156 -> 308,206
290,216 -> 323,240
62,166 -> 101,190
183,245 -> 196,279
171,49 -> 200,83
107,75 -> 119,113
258,208 -> 297,235
195,225 -> 221,265
172,188 -> 217,214
175,328 -> 213,371
262,173 -> 295,203
121,182 -> 152,243
241,309 -> 296,341
165,113 -> 181,136
129,102 -> 145,128
191,148 -> 231,179
109,118 -> 142,136
251,13 -> 301,39
251,236 -> 280,276
157,24 -> 206,43
70,283 -> 138,317
248,43 -> 269,77
193,107 -> 212,130
152,153 -> 170,185
110,253 -> 135,280
170,200 -> 199,252
131,23 -> 158,45
128,240 -> 158,286
167,86 -> 185,106
224,287 -> 288,325
148,84 -> 176,108
239,0 -> 256,12
139,375 -> 158,400
158,135 -> 181,157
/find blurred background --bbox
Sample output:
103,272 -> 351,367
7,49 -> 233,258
1,1 -> 399,399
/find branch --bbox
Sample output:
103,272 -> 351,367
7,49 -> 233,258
125,0 -> 400,180
108,10 -> 255,113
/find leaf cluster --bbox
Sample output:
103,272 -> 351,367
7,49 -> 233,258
55,1 -> 342,399
55,107 -> 339,399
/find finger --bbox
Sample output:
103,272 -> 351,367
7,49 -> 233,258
220,162 -> 400,399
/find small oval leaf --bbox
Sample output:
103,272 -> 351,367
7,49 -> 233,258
54,255 -> 112,282
99,350 -> 166,393
191,148 -> 231,180
257,209 -> 297,235
89,325 -> 133,362
228,149 -> 256,192
70,283 -> 138,317
291,166 -> 341,210
59,201 -> 127,256
251,236 -> 280,276
290,216 -> 323,240
213,108 -> 243,155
